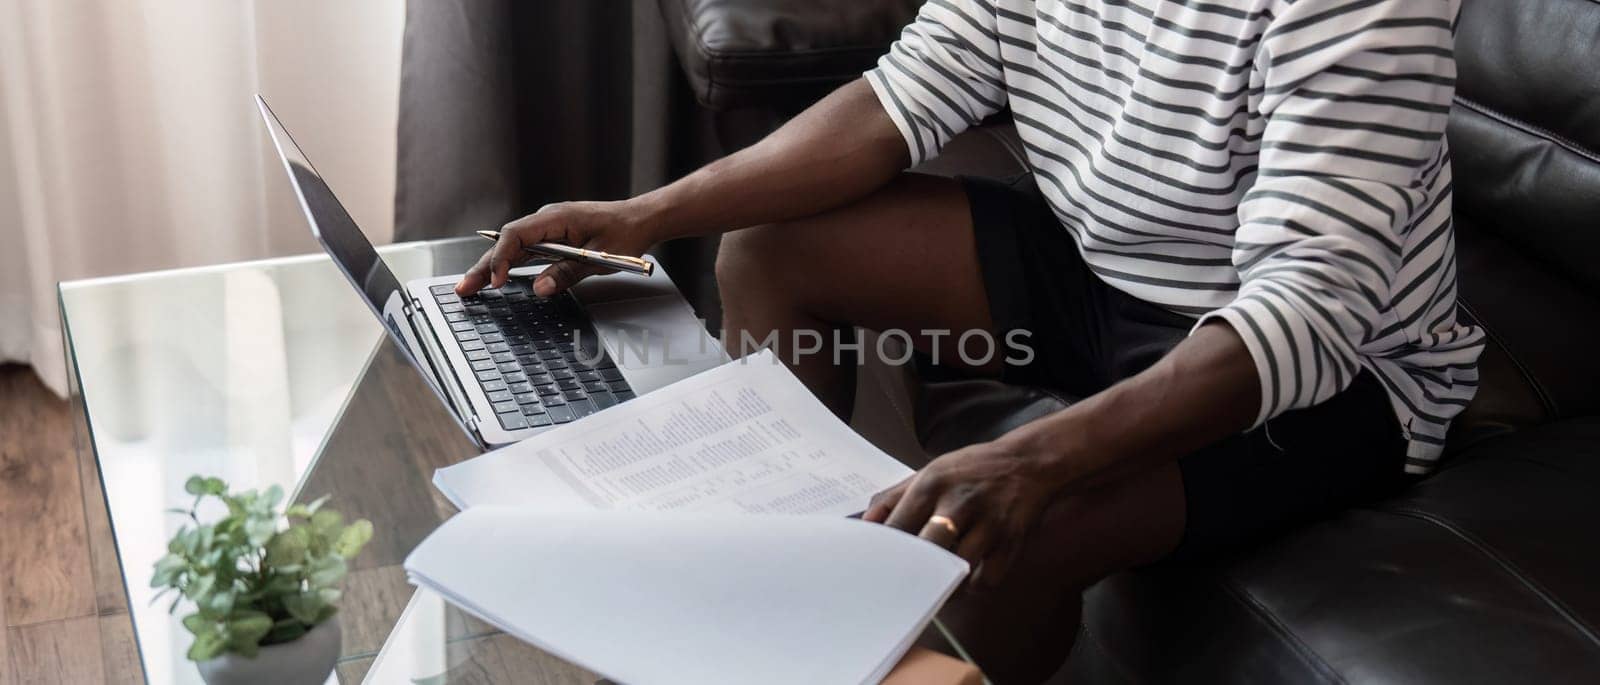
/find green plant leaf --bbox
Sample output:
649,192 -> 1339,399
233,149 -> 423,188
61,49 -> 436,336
202,589 -> 235,617
306,556 -> 347,588
282,592 -> 324,625
245,517 -> 276,547
310,508 -> 344,535
186,572 -> 216,601
242,489 -> 274,517
226,635 -> 260,659
264,527 -> 309,567
266,619 -> 307,645
263,572 -> 300,596
333,520 -> 373,558
187,630 -> 226,661
181,613 -> 211,636
286,492 -> 332,518
151,554 -> 186,588
160,475 -> 370,658
179,528 -> 200,556
227,610 -> 273,644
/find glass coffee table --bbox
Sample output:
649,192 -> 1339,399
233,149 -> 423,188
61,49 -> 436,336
60,237 -> 970,684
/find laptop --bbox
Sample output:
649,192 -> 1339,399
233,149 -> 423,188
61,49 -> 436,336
256,95 -> 722,449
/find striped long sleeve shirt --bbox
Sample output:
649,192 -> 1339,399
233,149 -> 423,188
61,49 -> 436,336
867,0 -> 1484,472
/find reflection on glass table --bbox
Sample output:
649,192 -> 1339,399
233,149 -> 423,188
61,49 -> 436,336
61,238 -> 484,683
358,588 -> 597,683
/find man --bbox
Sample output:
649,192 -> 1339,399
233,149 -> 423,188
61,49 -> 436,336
459,0 -> 1482,680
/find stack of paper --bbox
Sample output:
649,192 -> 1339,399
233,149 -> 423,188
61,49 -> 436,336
406,351 -> 969,684
431,350 -> 917,516
406,508 -> 967,685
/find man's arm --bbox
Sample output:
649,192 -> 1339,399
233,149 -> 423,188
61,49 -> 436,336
869,0 -> 1458,577
867,320 -> 1260,581
1031,0 -> 1460,484
999,321 -> 1260,493
634,0 -> 1009,241
631,79 -> 908,243
459,79 -> 907,294
460,0 -> 1008,295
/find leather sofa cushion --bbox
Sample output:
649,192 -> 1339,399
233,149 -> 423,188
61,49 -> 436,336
1450,219 -> 1600,447
1072,418 -> 1600,684
658,0 -> 922,111
1454,0 -> 1600,168
1444,0 -> 1600,446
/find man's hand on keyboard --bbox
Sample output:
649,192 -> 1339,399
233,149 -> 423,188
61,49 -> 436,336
457,200 -> 656,298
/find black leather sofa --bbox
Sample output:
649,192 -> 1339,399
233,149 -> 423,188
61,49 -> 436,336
660,0 -> 1600,681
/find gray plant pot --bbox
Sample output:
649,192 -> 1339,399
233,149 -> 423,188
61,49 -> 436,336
196,618 -> 342,685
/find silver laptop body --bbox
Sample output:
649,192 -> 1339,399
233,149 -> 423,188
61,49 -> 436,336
256,95 -> 723,449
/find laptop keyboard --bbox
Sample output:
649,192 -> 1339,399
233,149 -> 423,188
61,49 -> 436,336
430,281 -> 634,431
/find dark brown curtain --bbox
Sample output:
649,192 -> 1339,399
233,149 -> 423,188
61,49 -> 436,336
398,9 -> 718,231
396,1 -> 627,239
394,0 -> 724,315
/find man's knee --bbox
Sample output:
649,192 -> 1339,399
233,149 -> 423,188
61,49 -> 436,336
715,224 -> 792,305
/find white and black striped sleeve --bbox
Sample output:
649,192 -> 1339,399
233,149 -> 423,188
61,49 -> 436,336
1195,0 -> 1457,426
865,0 -> 1008,165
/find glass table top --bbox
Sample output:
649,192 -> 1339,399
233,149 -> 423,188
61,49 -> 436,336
60,237 -> 967,684
59,237 -> 594,683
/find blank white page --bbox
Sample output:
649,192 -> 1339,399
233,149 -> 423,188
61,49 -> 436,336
405,508 -> 969,685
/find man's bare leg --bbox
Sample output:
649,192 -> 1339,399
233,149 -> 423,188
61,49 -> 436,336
717,173 -> 1001,416
939,464 -> 1185,683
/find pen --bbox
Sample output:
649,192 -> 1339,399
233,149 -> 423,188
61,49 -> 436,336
476,230 -> 655,277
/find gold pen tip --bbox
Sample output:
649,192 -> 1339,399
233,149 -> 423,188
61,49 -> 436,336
476,230 -> 498,240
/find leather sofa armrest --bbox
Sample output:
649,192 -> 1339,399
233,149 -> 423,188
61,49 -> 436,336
659,0 -> 922,111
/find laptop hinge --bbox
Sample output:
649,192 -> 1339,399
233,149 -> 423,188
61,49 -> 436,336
405,299 -> 483,446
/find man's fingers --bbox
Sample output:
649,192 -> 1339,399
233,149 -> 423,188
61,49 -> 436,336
533,260 -> 605,296
882,473 -> 941,534
916,515 -> 962,550
953,521 -> 993,568
862,479 -> 911,523
491,211 -> 566,288
916,491 -> 978,550
489,232 -> 532,289
455,252 -> 495,295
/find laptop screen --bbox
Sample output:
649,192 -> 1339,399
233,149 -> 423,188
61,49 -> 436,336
255,95 -> 468,429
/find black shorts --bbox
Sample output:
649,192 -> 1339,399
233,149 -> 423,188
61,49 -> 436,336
961,174 -> 1413,560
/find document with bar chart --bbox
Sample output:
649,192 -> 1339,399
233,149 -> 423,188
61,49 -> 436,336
431,349 -> 915,516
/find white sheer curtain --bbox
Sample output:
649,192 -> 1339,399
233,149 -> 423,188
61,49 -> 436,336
0,0 -> 404,395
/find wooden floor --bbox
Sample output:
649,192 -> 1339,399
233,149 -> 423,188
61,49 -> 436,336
0,364 -> 142,684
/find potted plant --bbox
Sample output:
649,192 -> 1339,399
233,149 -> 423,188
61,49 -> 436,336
152,476 -> 373,685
